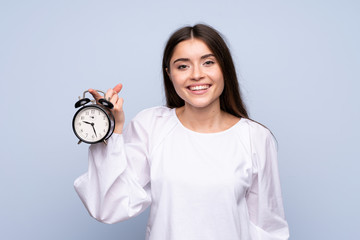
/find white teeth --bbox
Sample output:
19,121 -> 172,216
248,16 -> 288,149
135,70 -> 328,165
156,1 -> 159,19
189,85 -> 209,91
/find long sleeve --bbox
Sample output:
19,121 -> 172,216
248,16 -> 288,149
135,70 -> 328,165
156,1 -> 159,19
74,117 -> 151,224
246,127 -> 290,240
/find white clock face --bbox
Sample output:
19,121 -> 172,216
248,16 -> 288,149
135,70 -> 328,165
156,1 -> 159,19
73,106 -> 110,143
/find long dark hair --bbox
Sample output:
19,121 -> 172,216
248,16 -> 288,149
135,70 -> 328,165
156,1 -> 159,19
162,24 -> 249,119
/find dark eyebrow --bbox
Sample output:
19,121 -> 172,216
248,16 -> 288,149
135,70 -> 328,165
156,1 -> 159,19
200,53 -> 215,60
173,58 -> 189,64
172,54 -> 215,64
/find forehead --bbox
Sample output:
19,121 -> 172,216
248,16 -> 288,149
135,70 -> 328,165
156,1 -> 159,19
171,38 -> 213,60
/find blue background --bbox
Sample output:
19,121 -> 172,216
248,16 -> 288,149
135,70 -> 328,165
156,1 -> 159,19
1,0 -> 359,239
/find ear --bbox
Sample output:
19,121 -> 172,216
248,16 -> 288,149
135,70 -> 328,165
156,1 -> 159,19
166,68 -> 171,78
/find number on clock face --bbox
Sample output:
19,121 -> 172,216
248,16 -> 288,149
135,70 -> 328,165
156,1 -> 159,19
74,106 -> 110,142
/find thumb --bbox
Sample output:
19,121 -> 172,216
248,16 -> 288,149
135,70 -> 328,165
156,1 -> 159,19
88,88 -> 103,102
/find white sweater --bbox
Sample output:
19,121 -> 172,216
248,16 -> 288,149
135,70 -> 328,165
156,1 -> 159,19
74,106 -> 289,240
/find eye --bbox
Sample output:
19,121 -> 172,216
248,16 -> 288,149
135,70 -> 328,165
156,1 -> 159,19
177,64 -> 188,70
203,60 -> 215,66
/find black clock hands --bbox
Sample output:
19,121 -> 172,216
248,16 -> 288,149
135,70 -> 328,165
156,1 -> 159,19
91,124 -> 97,137
83,121 -> 97,137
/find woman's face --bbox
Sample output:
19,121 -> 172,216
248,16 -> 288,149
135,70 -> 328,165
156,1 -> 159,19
167,38 -> 224,111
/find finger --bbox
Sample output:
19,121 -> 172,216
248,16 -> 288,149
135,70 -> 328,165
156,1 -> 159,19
113,83 -> 123,94
113,98 -> 124,116
110,93 -> 119,105
105,88 -> 118,100
114,97 -> 124,109
88,88 -> 103,102
118,97 -> 124,109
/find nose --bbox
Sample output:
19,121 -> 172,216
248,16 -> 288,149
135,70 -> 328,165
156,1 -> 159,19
190,64 -> 205,81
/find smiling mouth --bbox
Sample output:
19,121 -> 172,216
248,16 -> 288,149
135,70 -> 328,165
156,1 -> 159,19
188,84 -> 211,91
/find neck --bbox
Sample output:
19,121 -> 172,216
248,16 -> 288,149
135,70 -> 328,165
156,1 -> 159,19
176,102 -> 228,133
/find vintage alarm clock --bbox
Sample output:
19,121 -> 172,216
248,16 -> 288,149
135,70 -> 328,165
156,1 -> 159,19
72,90 -> 115,144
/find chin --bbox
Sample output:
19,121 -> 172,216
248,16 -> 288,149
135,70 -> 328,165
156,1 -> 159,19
184,99 -> 220,110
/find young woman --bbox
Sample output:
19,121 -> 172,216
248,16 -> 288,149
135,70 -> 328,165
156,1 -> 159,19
74,24 -> 290,240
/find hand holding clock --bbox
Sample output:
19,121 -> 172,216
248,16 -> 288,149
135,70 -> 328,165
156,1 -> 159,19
88,83 -> 124,134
